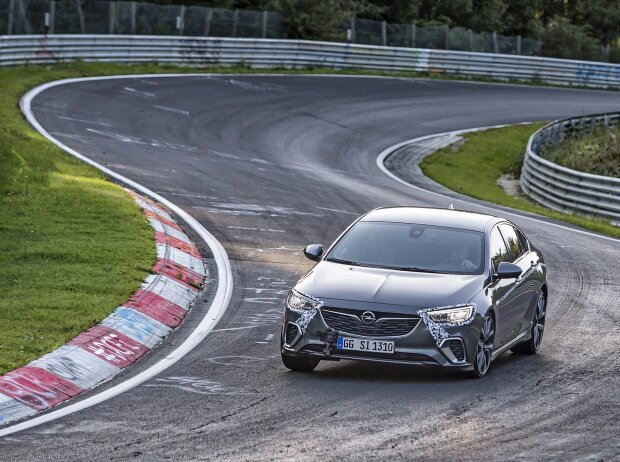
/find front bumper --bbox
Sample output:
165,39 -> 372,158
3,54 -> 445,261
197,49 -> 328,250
281,302 -> 481,370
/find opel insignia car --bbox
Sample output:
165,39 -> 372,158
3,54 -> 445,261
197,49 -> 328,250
280,207 -> 547,378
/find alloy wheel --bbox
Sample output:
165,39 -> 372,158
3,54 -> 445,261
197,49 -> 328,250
475,315 -> 495,376
533,293 -> 546,350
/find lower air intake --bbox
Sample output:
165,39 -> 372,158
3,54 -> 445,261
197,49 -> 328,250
285,323 -> 299,345
447,339 -> 465,361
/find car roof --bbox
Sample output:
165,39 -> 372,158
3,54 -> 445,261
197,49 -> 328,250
360,207 -> 501,232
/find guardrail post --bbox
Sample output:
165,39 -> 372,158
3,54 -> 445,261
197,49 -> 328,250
492,31 -> 498,53
48,0 -> 55,34
75,0 -> 85,33
381,20 -> 387,46
177,6 -> 185,35
261,10 -> 267,38
130,1 -> 137,34
108,1 -> 116,34
232,9 -> 239,37
204,7 -> 212,36
411,24 -> 416,48
350,17 -> 356,43
18,0 -> 31,34
516,35 -> 522,55
7,0 -> 15,34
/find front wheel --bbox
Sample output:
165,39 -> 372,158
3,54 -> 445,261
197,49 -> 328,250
467,314 -> 495,378
512,292 -> 546,355
281,354 -> 320,372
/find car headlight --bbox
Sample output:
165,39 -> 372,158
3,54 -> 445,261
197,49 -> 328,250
428,305 -> 474,324
286,290 -> 321,311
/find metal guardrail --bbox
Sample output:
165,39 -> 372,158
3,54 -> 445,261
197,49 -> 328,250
1,35 -> 620,88
520,112 -> 620,225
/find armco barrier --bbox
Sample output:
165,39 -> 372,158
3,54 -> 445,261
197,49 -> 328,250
1,35 -> 620,88
520,112 -> 620,225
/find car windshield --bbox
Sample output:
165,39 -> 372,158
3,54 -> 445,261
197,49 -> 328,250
325,221 -> 484,275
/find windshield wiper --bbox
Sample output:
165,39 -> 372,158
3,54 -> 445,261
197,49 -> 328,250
385,266 -> 447,274
325,257 -> 362,266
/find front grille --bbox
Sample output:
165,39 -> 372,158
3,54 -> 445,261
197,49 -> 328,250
320,307 -> 420,337
285,323 -> 299,345
300,345 -> 434,363
447,339 -> 465,361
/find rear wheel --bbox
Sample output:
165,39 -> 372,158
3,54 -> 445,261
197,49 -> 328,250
512,292 -> 546,355
467,314 -> 495,378
281,354 -> 320,372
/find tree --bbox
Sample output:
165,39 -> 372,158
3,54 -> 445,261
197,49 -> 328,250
541,17 -> 601,60
270,0 -> 354,40
502,0 -> 543,38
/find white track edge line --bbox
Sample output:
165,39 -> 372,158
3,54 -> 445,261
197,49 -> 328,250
0,75 -> 234,437
375,125 -> 620,244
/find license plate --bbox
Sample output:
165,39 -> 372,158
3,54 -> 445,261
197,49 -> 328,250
337,336 -> 395,354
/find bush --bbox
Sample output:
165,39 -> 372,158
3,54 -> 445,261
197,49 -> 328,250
542,127 -> 620,178
541,18 -> 602,61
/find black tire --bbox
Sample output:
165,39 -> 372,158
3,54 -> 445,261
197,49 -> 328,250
512,291 -> 546,355
281,353 -> 320,372
466,314 -> 495,378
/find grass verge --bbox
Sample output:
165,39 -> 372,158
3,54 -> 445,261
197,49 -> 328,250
420,123 -> 620,239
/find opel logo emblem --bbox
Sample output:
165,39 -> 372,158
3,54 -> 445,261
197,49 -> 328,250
361,311 -> 376,324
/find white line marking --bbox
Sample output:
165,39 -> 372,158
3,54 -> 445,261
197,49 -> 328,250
153,104 -> 190,116
315,206 -> 359,215
375,126 -> 620,244
3,75 -> 235,437
211,326 -> 265,332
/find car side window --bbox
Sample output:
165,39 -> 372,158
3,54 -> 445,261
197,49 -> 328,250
498,224 -> 524,262
515,227 -> 529,252
489,227 -> 510,271
498,225 -> 525,261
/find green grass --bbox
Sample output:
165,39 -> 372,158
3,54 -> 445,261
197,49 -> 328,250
0,64 -> 177,374
542,127 -> 620,177
420,124 -> 620,239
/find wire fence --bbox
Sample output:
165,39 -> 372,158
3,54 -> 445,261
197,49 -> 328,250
349,18 -> 541,56
1,0 -> 283,38
9,0 -> 620,60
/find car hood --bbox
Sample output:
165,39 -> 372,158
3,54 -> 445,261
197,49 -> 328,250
295,261 -> 484,309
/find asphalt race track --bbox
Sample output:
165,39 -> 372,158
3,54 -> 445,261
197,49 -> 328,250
3,75 -> 620,460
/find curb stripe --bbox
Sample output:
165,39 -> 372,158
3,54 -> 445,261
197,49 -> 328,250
124,290 -> 187,327
0,191 -> 206,426
0,367 -> 85,411
153,259 -> 204,287
155,232 -> 202,258
141,274 -> 198,309
147,218 -> 192,244
156,244 -> 205,275
101,307 -> 172,349
30,346 -> 121,390
69,325 -> 150,368
143,209 -> 183,231
0,394 -> 37,425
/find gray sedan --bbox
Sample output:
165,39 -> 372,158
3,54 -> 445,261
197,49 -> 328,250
280,207 -> 547,378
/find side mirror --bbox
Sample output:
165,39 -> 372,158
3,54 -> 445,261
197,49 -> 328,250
495,261 -> 522,279
303,244 -> 324,262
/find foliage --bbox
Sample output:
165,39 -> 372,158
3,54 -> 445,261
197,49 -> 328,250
541,17 -> 601,60
542,127 -> 620,177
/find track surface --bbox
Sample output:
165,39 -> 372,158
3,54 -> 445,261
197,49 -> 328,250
3,76 -> 620,460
